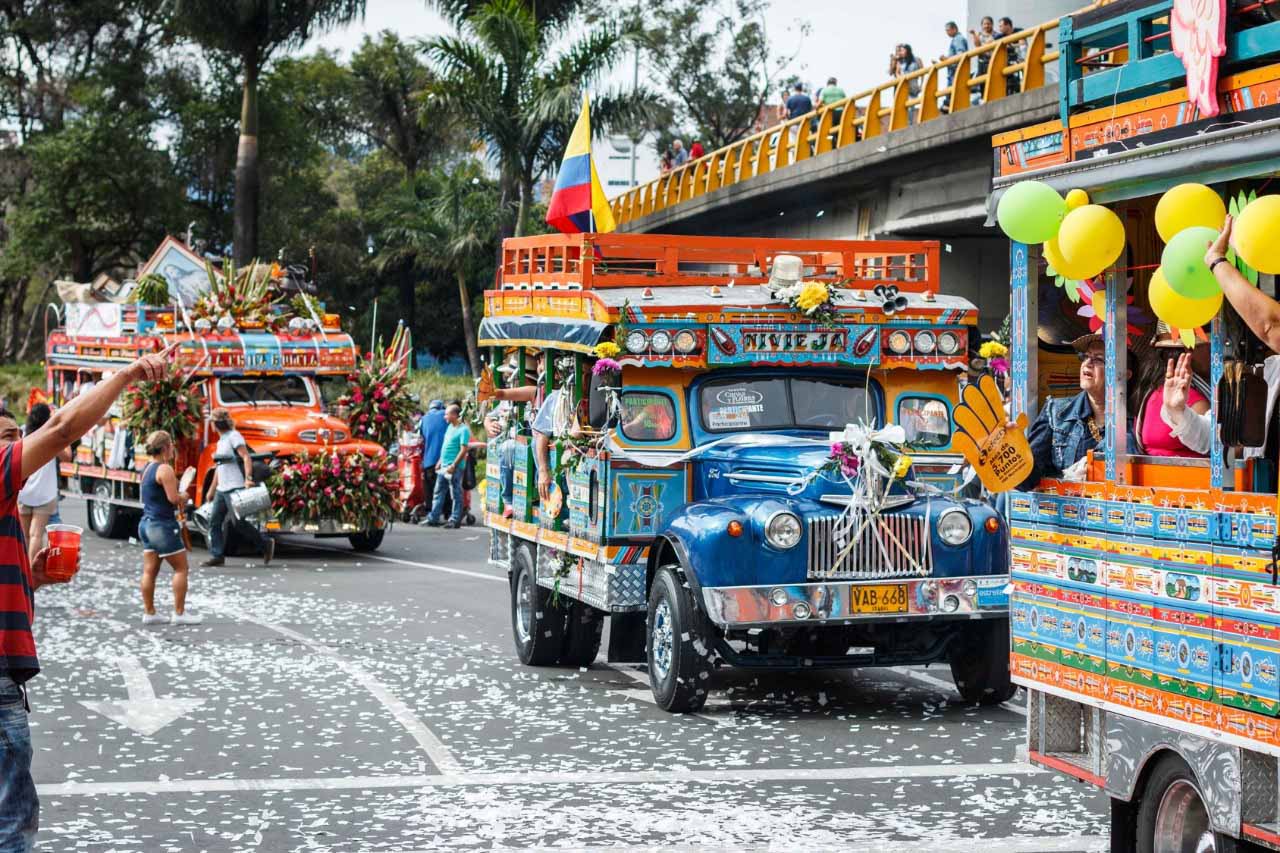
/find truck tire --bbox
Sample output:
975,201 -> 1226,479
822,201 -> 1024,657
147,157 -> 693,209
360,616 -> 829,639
1135,754 -> 1241,853
348,529 -> 385,552
948,618 -> 1016,705
647,565 -> 713,713
561,600 -> 604,667
87,481 -> 133,540
510,545 -> 565,666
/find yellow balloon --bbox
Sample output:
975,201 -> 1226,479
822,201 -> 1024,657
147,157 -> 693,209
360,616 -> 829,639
1042,237 -> 1097,280
1149,269 -> 1222,329
1057,205 -> 1126,279
1234,195 -> 1280,274
1065,189 -> 1090,210
1155,183 -> 1225,243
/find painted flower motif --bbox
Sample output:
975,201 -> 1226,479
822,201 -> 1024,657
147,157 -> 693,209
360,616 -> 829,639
593,341 -> 621,359
795,281 -> 830,313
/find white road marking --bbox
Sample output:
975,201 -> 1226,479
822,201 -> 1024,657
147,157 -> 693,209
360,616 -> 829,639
79,654 -> 205,737
892,666 -> 1028,716
295,541 -> 506,583
194,597 -> 463,775
39,759 -> 1047,796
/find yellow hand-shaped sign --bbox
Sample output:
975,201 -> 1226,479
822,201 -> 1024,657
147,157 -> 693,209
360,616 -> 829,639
476,366 -> 496,403
951,375 -> 1034,493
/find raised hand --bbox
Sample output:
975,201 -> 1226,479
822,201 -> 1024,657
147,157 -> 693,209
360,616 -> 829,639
1163,353 -> 1193,416
1205,214 -> 1233,266
950,374 -> 1034,492
128,342 -> 179,383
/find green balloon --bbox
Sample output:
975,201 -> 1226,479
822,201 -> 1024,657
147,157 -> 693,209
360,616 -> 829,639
996,181 -> 1067,245
1161,226 -> 1221,300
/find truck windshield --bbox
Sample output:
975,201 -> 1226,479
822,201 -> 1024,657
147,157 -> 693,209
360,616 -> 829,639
699,377 -> 874,433
218,376 -> 314,407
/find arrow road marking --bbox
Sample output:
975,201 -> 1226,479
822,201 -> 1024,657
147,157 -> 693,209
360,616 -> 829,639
80,654 -> 205,737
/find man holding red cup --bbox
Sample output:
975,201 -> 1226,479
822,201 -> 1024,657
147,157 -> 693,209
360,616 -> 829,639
0,344 -> 172,851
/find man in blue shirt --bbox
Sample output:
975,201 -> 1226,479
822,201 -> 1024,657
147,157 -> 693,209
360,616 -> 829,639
424,404 -> 471,528
784,83 -> 812,119
941,22 -> 969,84
418,399 -> 447,502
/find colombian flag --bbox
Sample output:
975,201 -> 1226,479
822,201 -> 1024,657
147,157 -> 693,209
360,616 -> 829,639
545,95 -> 616,235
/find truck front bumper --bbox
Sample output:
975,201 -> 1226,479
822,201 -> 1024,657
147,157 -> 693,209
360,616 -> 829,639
701,575 -> 1010,629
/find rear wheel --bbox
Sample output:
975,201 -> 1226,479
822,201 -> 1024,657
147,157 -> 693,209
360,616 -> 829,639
510,545 -> 565,666
949,618 -> 1015,705
647,565 -> 713,713
561,600 -> 604,667
1135,754 -> 1240,853
348,529 -> 385,552
87,481 -> 132,539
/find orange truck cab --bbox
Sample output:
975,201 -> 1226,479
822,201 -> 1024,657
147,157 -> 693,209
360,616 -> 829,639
46,302 -> 388,552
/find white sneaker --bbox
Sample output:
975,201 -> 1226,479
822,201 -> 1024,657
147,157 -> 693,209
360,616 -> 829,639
141,613 -> 168,625
170,612 -> 203,625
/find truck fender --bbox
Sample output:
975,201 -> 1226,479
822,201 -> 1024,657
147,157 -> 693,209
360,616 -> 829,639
646,534 -> 699,599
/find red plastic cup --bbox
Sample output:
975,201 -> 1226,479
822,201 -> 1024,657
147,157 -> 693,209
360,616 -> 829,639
44,524 -> 83,582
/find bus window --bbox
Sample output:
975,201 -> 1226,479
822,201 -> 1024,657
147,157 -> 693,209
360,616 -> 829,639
620,392 -> 676,441
898,397 -> 951,448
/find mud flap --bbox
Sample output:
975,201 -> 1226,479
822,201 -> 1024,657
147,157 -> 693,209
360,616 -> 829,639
607,612 -> 647,663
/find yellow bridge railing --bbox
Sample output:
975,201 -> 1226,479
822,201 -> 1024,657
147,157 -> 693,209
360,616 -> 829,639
610,18 -> 1066,226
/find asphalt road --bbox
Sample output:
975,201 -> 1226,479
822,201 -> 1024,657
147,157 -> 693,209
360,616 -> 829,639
27,500 -> 1109,852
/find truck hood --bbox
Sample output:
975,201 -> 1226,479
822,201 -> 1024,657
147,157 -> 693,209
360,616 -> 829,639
696,432 -> 902,505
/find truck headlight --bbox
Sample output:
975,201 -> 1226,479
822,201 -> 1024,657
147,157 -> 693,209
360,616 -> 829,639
937,508 -> 972,546
765,511 -> 802,549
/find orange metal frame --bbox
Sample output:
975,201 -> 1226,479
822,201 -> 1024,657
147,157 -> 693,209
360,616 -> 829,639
498,233 -> 941,293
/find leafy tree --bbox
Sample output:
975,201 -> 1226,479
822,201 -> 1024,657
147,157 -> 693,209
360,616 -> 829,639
171,0 -> 367,264
635,0 -> 807,149
426,0 -> 645,238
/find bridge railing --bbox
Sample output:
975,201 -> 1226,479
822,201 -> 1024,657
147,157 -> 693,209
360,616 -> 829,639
611,16 -> 1078,226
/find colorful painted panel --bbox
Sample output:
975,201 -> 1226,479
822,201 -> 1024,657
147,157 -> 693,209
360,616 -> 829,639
608,469 -> 686,537
706,324 -> 879,367
568,455 -> 605,543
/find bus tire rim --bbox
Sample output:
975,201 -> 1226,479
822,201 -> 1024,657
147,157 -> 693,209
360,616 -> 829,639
1153,778 -> 1215,853
651,599 -> 674,682
91,485 -> 111,530
515,565 -> 534,646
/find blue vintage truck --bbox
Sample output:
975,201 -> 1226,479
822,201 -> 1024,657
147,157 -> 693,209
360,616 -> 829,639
480,232 -> 1011,712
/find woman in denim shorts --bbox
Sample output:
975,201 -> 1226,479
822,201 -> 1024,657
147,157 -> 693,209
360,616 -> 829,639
137,431 -> 201,625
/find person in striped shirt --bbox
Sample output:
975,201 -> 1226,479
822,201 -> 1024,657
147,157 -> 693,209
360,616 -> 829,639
0,345 -> 171,851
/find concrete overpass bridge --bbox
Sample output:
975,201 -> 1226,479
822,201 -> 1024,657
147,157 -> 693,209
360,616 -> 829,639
607,15 -> 1072,328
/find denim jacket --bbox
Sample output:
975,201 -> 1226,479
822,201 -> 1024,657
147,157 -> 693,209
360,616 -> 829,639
1021,392 -> 1099,490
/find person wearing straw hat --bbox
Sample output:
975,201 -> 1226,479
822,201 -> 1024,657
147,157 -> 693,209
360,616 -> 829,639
138,430 -> 200,626
0,344 -> 173,852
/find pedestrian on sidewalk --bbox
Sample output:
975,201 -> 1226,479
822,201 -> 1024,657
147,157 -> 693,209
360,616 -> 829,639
17,404 -> 69,564
138,430 -> 201,626
423,404 -> 470,528
202,408 -> 274,567
0,344 -> 172,851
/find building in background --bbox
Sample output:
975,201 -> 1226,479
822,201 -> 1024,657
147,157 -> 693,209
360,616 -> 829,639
595,134 -> 659,194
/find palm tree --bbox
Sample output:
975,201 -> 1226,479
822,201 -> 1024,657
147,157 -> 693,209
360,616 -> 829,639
425,0 -> 647,237
173,0 -> 366,263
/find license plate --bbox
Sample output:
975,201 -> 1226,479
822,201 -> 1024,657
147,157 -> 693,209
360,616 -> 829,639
849,583 -> 908,614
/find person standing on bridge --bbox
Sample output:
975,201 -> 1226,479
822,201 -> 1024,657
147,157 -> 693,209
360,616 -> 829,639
998,17 -> 1023,94
0,345 -> 172,851
939,21 -> 970,111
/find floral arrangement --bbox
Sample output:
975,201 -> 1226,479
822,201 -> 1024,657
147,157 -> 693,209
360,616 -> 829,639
820,425 -> 913,485
979,340 -> 1009,379
336,323 -> 416,449
121,368 -> 202,441
592,340 -> 621,375
771,279 -> 842,325
267,448 -> 399,530
132,273 -> 170,306
190,258 -> 281,331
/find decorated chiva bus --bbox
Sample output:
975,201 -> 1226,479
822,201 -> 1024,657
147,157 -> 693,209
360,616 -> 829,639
478,232 -> 1012,712
993,1 -> 1280,849
45,238 -> 391,552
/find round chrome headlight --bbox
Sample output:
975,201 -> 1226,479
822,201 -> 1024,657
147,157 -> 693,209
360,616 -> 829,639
765,511 -> 803,550
914,330 -> 937,354
887,330 -> 911,355
937,508 -> 972,546
673,329 -> 698,354
938,331 -> 961,355
625,330 -> 648,354
650,330 -> 673,354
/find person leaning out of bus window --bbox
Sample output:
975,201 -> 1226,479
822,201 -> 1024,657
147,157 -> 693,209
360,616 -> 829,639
1136,333 -> 1212,457
1020,333 -> 1133,489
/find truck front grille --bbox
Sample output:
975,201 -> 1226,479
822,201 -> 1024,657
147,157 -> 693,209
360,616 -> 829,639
807,512 -> 933,580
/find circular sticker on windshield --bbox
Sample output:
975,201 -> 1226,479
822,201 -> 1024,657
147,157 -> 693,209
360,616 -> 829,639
716,388 -> 764,406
